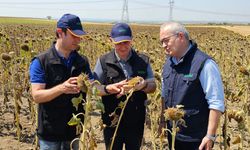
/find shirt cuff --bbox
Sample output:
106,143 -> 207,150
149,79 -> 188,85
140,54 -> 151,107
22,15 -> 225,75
208,100 -> 225,113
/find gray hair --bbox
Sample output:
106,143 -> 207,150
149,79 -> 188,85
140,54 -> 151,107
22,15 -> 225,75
160,22 -> 189,40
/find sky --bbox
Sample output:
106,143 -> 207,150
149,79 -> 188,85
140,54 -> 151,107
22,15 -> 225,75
0,0 -> 249,23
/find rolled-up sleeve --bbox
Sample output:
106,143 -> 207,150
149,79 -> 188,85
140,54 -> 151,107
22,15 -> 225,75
199,59 -> 225,112
161,78 -> 165,99
146,63 -> 155,79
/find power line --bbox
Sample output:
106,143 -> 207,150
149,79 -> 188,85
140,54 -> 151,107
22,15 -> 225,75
174,6 -> 250,17
122,0 -> 250,18
0,1 -> 249,19
133,0 -> 166,7
131,0 -> 250,18
0,5 -> 163,11
0,0 -> 117,5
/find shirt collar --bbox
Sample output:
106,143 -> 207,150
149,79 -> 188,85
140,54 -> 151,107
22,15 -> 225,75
172,43 -> 192,65
55,48 -> 76,60
114,49 -> 132,62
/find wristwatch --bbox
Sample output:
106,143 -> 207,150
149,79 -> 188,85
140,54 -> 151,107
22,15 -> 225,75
104,85 -> 110,94
141,82 -> 148,91
206,134 -> 217,142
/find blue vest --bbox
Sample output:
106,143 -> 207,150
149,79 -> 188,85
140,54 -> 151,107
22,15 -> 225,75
35,43 -> 89,141
162,41 -> 210,142
99,49 -> 149,129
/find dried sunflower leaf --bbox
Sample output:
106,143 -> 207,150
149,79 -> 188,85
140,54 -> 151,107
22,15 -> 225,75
118,101 -> 125,108
95,100 -> 105,113
72,94 -> 83,111
68,114 -> 81,126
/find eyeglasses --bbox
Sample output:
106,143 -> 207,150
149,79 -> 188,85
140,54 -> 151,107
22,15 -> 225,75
160,33 -> 178,45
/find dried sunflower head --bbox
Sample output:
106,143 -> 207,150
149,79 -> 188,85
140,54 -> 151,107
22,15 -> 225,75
1,53 -> 12,61
127,76 -> 142,87
239,67 -> 249,76
164,105 -> 185,122
232,135 -> 241,145
227,110 -> 244,123
20,44 -> 29,51
77,73 -> 89,93
235,61 -> 241,66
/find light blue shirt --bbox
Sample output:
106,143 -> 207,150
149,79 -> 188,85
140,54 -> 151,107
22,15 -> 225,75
198,59 -> 225,112
162,45 -> 225,112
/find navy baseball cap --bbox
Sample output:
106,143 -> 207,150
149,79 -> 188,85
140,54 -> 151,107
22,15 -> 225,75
111,23 -> 132,44
57,14 -> 86,37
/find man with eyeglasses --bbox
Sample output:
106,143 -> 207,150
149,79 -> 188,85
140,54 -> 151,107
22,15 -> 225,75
159,22 -> 225,150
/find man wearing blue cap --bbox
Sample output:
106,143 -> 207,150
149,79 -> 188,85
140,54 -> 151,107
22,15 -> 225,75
29,14 -> 93,150
94,23 -> 157,150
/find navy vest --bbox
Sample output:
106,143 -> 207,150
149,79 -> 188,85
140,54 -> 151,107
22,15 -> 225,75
99,49 -> 149,128
162,41 -> 210,142
35,43 -> 88,141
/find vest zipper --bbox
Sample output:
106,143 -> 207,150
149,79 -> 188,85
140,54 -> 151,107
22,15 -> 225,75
169,69 -> 177,107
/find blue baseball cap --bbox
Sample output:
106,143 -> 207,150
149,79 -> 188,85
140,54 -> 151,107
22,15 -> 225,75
57,14 -> 86,37
111,23 -> 132,44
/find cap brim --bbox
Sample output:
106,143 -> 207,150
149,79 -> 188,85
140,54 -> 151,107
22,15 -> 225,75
112,36 -> 132,44
67,29 -> 86,37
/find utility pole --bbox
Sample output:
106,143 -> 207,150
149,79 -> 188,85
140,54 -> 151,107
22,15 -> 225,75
121,0 -> 129,23
169,0 -> 174,21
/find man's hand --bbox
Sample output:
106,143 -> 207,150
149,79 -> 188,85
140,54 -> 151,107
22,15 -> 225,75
60,77 -> 80,94
199,136 -> 214,150
121,77 -> 147,93
134,77 -> 147,91
122,84 -> 133,94
106,80 -> 127,95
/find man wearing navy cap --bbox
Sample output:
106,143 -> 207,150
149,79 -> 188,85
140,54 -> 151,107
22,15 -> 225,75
29,14 -> 93,150
94,23 -> 156,150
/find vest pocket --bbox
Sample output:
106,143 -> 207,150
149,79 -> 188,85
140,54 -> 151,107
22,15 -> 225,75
184,109 -> 199,117
179,108 -> 207,138
106,70 -> 121,84
162,71 -> 170,79
41,106 -> 71,137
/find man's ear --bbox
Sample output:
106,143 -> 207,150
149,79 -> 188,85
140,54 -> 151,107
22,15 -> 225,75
109,37 -> 113,43
56,28 -> 63,38
129,40 -> 133,46
179,32 -> 185,39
